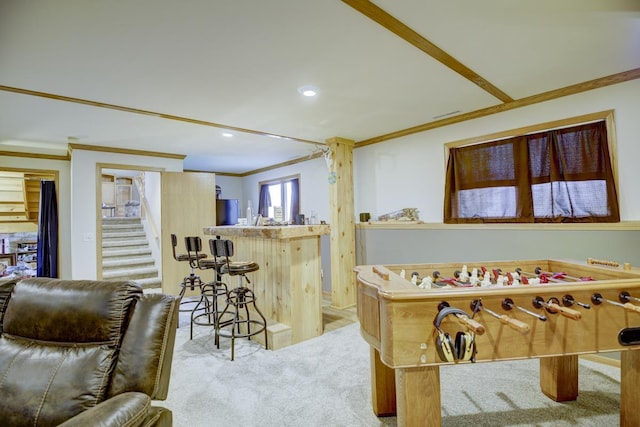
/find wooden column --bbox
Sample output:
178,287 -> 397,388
326,137 -> 356,309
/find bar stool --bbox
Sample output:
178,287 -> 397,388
170,234 -> 207,315
184,236 -> 228,341
211,237 -> 268,361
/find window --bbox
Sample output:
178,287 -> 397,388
257,176 -> 300,223
444,113 -> 619,223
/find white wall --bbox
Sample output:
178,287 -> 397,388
0,156 -> 72,278
241,157 -> 331,224
70,149 -> 182,279
215,175 -> 244,202
354,79 -> 640,222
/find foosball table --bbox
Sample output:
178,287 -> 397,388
355,258 -> 640,426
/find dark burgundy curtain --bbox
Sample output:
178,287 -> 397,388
445,121 -> 619,223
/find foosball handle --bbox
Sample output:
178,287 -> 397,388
547,302 -> 582,320
498,315 -> 530,333
454,313 -> 486,335
372,266 -> 390,280
623,302 -> 640,313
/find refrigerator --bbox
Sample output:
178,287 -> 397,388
216,199 -> 239,225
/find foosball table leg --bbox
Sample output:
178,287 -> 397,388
396,365 -> 441,427
539,355 -> 578,401
621,349 -> 640,426
370,347 -> 396,417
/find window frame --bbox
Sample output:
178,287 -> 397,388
258,174 -> 301,223
443,110 -> 619,223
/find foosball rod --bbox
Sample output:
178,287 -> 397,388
471,300 -> 530,333
514,268 -> 567,283
432,271 -> 469,287
562,294 -> 591,309
438,302 -> 486,335
534,266 -> 584,282
591,293 -> 640,313
502,298 -> 547,321
619,292 -> 640,304
532,296 -> 582,320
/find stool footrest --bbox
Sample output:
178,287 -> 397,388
217,319 -> 267,339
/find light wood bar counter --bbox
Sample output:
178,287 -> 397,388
203,224 -> 330,349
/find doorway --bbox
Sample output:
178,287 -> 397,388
0,168 -> 58,277
96,164 -> 162,285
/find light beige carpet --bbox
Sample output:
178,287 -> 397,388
162,312 -> 621,426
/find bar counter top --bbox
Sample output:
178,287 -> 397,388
203,224 -> 330,239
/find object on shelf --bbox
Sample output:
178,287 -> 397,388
377,208 -> 419,222
15,241 -> 37,264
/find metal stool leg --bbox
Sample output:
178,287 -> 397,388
217,284 -> 267,361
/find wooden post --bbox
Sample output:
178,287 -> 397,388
396,366 -> 441,426
539,355 -> 578,401
370,347 -> 396,416
326,137 -> 356,309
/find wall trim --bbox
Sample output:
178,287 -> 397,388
68,143 -> 185,160
0,150 -> 70,161
357,221 -> 640,231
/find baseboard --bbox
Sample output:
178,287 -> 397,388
580,354 -> 621,368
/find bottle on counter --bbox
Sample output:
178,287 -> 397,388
246,200 -> 253,226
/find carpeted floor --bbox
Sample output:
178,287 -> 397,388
161,312 -> 622,426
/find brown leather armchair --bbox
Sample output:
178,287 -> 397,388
0,277 -> 179,427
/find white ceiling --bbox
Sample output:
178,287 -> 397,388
0,0 -> 638,174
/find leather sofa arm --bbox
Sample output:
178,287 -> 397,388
57,392 -> 151,427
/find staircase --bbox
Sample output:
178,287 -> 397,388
101,217 -> 161,289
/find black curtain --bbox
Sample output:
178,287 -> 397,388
258,184 -> 272,217
37,180 -> 58,278
289,178 -> 300,221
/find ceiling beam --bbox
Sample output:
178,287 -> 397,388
356,68 -> 640,147
342,0 -> 514,103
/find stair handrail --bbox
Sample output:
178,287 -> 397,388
133,175 -> 159,242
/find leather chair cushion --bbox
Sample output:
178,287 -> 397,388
0,278 -> 142,427
2,278 -> 141,343
0,337 -> 116,427
0,278 -> 18,330
109,293 -> 179,400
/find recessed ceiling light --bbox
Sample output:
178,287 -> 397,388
222,132 -> 233,137
297,85 -> 319,97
